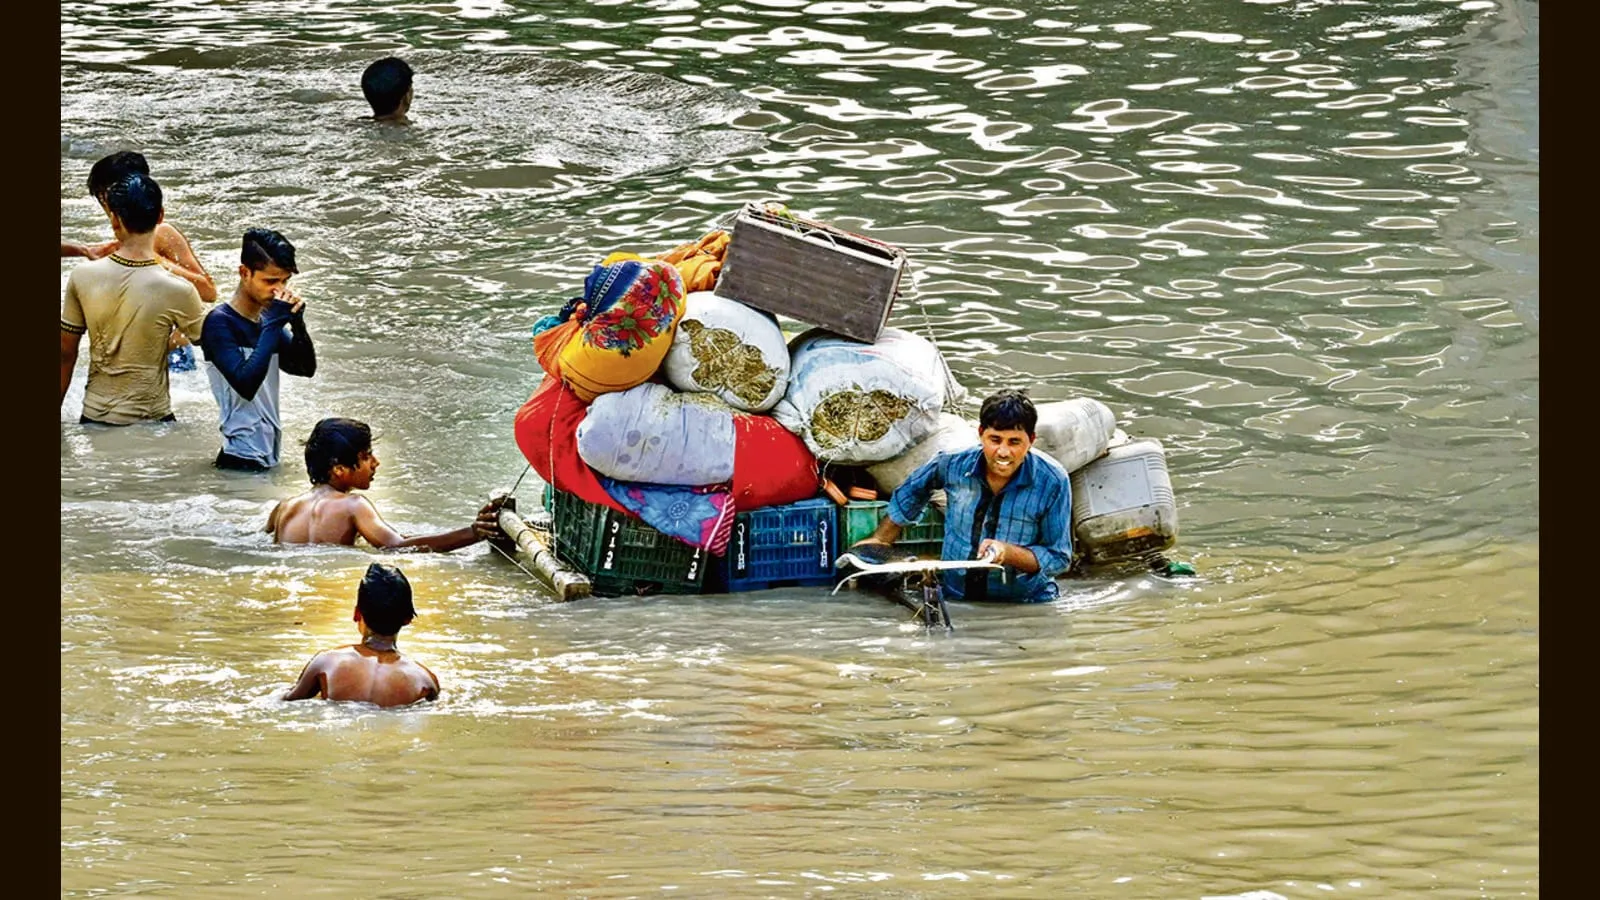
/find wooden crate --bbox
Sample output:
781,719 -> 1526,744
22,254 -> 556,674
714,204 -> 907,344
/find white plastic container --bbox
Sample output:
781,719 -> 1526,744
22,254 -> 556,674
1033,398 -> 1117,475
1069,437 -> 1178,563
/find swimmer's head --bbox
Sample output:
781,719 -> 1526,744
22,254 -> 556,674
103,172 -> 164,236
87,150 -> 149,202
304,417 -> 373,486
361,57 -> 414,119
356,563 -> 416,636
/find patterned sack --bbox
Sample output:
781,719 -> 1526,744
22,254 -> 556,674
532,259 -> 685,402
661,291 -> 789,413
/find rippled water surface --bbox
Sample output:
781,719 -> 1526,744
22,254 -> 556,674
61,1 -> 1537,896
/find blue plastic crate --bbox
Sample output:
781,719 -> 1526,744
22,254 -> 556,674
710,497 -> 839,593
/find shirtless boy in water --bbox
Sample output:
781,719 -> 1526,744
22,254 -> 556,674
266,417 -> 503,550
282,562 -> 439,707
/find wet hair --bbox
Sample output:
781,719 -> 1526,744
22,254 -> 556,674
361,57 -> 413,116
357,563 -> 416,636
304,417 -> 372,485
241,227 -> 299,274
86,150 -> 149,199
103,173 -> 163,235
979,389 -> 1038,437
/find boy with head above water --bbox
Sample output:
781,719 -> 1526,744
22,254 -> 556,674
282,562 -> 440,707
68,151 -> 219,373
361,56 -> 413,123
66,150 -> 218,304
266,417 -> 504,550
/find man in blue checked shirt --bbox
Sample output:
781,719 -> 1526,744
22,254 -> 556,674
853,389 -> 1074,602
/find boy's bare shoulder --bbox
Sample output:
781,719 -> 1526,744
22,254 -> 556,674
308,645 -> 361,666
345,491 -> 380,511
274,490 -> 314,514
266,492 -> 310,535
387,657 -> 440,703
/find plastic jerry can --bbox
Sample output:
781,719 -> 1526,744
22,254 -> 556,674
1032,397 -> 1117,475
1069,437 -> 1178,563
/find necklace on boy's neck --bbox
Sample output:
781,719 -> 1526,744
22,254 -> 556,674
362,635 -> 398,652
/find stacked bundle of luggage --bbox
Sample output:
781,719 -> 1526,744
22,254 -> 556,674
512,203 -> 1178,597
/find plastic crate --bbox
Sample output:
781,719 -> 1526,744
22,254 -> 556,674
842,500 -> 945,559
710,497 -> 839,593
545,489 -> 708,596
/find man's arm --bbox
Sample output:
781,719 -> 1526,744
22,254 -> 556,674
282,654 -> 328,701
352,497 -> 495,552
155,223 -> 217,303
198,304 -> 290,401
61,239 -> 120,259
865,516 -> 903,545
172,283 -> 209,345
419,662 -> 441,701
977,539 -> 1042,574
869,455 -> 947,543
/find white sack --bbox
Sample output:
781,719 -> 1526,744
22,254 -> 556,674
662,291 -> 790,412
772,327 -> 954,465
576,382 -> 736,485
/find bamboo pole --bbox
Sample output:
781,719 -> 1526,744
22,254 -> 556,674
496,508 -> 591,602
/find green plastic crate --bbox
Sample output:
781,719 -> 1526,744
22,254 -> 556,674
545,489 -> 708,596
842,500 -> 945,559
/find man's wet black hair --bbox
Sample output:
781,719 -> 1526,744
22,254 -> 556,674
304,417 -> 372,485
87,150 -> 149,199
979,388 -> 1038,436
241,227 -> 299,274
361,57 -> 413,116
104,173 -> 163,235
357,563 -> 416,636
